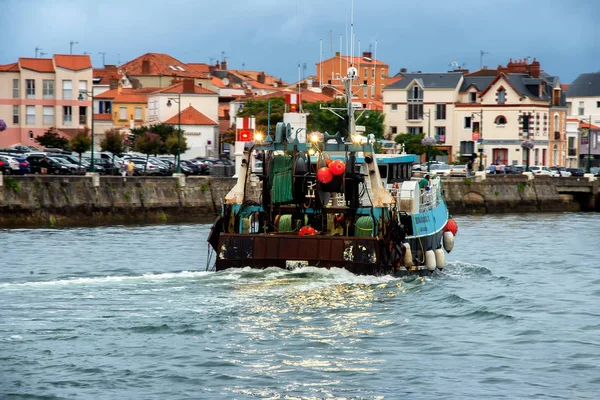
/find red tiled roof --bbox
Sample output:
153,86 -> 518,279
188,63 -> 211,74
218,104 -> 229,118
228,69 -> 287,86
212,76 -> 227,88
95,88 -> 118,99
94,114 -> 113,121
113,89 -> 148,104
120,53 -> 209,79
386,76 -> 402,86
580,121 -> 600,130
54,54 -> 92,71
151,81 -> 217,95
19,58 -> 54,72
93,66 -> 121,85
247,80 -> 278,90
561,84 -> 570,91
0,62 -> 20,72
164,106 -> 217,125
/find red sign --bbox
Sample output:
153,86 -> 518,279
472,132 -> 480,141
238,129 -> 252,142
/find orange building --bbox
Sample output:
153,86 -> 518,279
316,51 -> 389,101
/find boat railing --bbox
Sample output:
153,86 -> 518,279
419,177 -> 442,212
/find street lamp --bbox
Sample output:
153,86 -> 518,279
166,93 -> 182,174
581,115 -> 593,173
471,109 -> 484,171
78,90 -> 94,172
423,110 -> 432,172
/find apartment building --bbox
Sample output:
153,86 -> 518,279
0,54 -> 92,147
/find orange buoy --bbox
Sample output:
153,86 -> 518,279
444,218 -> 458,236
329,159 -> 346,175
317,167 -> 333,183
326,158 -> 333,167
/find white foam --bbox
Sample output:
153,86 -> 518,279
0,270 -> 212,288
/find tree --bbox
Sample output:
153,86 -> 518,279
134,132 -> 162,172
394,133 -> 443,159
34,127 -> 70,150
130,123 -> 184,155
165,133 -> 190,166
70,128 -> 92,166
100,128 -> 126,168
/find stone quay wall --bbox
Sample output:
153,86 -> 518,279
0,173 -> 597,227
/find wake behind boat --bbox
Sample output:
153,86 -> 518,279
208,65 -> 457,277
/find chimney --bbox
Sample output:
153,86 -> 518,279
220,61 -> 228,71
105,64 -> 117,70
362,51 -> 372,58
257,71 -> 266,84
400,68 -> 407,73
335,51 -> 340,56
529,58 -> 541,78
141,59 -> 151,74
322,86 -> 335,98
109,79 -> 119,89
183,78 -> 195,93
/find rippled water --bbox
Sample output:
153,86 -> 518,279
1,214 -> 599,399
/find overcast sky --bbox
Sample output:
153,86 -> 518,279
2,0 -> 598,84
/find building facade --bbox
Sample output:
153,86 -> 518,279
0,55 -> 93,147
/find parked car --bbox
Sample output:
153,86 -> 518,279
180,160 -> 205,175
505,165 -> 524,174
48,156 -> 86,174
549,167 -> 571,177
0,155 -> 23,175
428,163 -> 451,176
26,155 -> 72,174
529,166 -> 553,176
0,157 -> 15,175
449,164 -> 468,177
590,167 -> 600,177
566,168 -> 585,177
51,154 -> 105,174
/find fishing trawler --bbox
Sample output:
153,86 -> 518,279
207,66 -> 457,277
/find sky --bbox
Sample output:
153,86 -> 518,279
1,0 -> 599,84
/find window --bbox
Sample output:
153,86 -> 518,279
63,106 -> 72,125
407,104 -> 423,120
134,106 -> 143,121
26,79 -> 35,98
408,86 -> 423,101
522,115 -> 530,135
43,80 -> 54,99
495,115 -> 507,126
63,80 -> 72,100
381,68 -> 385,78
497,89 -> 506,104
79,106 -> 87,125
469,92 -> 477,103
464,116 -> 472,129
435,127 -> 446,143
364,68 -> 367,79
391,126 -> 397,134
492,148 -> 508,165
568,137 -> 576,157
436,104 -> 446,120
26,105 -> 35,125
553,144 -> 558,166
391,103 -> 398,111
78,80 -> 88,99
43,106 -> 54,125
460,140 -> 475,155
29,131 -> 34,140
98,100 -> 112,114
119,107 -> 127,120
371,68 -> 375,78
408,127 -> 423,135
554,114 -> 559,131
578,101 -> 584,116
597,101 -> 600,108
13,79 -> 19,99
534,148 -> 539,165
13,105 -> 19,124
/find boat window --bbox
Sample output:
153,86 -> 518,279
378,165 -> 387,179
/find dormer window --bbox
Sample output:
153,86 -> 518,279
497,89 -> 506,104
408,85 -> 422,101
469,92 -> 477,103
407,85 -> 423,120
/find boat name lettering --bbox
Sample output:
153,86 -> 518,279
415,215 -> 430,224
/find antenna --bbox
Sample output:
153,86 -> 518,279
319,39 -> 323,87
70,40 -> 78,54
302,62 -> 307,80
35,47 -> 42,58
221,51 -> 225,62
98,52 -> 106,66
480,50 -> 489,69
374,39 -> 378,99
117,53 -> 121,65
40,52 -> 47,58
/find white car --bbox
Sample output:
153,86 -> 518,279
450,164 -> 469,177
428,163 -> 452,176
529,166 -> 553,176
549,167 -> 572,177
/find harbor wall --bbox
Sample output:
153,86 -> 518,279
0,174 -> 597,227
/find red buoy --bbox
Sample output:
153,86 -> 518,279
444,218 -> 458,235
329,159 -> 346,175
317,167 -> 333,183
299,226 -> 316,236
325,158 -> 333,167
